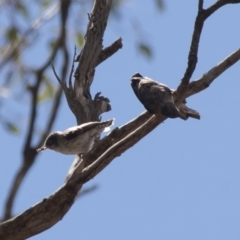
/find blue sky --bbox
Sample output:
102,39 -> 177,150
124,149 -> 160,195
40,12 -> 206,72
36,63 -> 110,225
1,0 -> 240,239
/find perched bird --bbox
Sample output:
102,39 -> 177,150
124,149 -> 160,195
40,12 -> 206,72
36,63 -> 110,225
131,73 -> 185,119
37,119 -> 114,155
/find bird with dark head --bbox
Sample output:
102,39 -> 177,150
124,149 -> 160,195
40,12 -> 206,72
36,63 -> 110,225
37,119 -> 114,155
131,73 -> 185,120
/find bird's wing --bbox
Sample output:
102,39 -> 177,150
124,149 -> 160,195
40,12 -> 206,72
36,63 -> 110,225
62,120 -> 114,140
150,83 -> 173,103
138,80 -> 173,112
63,127 -> 83,140
131,75 -> 156,107
137,80 -> 162,113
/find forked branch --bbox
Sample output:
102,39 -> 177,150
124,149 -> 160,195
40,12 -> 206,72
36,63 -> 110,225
178,0 -> 240,93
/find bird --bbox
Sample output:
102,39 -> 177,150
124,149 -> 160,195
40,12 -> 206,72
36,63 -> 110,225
131,73 -> 185,119
36,119 -> 114,155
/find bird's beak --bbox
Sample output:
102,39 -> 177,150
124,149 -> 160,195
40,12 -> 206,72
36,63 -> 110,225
36,146 -> 46,153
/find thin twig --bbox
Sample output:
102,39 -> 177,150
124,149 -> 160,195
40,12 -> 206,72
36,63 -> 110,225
68,46 -> 76,89
51,62 -> 63,84
2,0 -> 72,221
198,0 -> 203,10
177,0 -> 238,92
182,48 -> 240,100
0,2 -> 60,70
96,38 -> 123,66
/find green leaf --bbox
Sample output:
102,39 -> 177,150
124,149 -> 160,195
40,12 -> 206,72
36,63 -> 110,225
16,2 -> 29,18
37,75 -> 55,103
42,0 -> 51,8
6,27 -> 18,42
49,40 -> 57,51
137,43 -> 153,59
5,122 -> 20,134
76,32 -> 84,47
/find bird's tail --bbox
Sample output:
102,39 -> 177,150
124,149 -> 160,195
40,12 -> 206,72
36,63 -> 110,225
103,118 -> 115,132
161,103 -> 186,120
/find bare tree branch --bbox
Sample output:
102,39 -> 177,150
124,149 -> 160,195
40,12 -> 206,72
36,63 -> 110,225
0,114 -> 163,240
178,0 -> 240,93
96,38 -> 123,66
2,0 -> 71,221
71,0 -> 113,124
80,115 -> 165,183
2,86 -> 63,221
75,38 -> 123,65
0,178 -> 84,240
85,111 -> 153,165
205,0 -> 240,18
181,48 -> 240,100
0,2 -> 60,70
